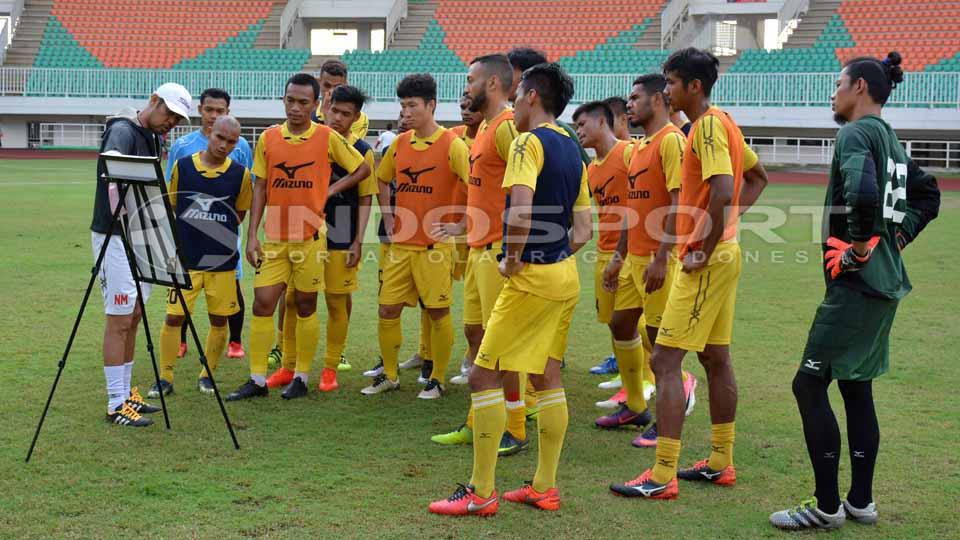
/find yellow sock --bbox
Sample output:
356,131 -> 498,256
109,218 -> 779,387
465,405 -> 475,429
506,399 -> 526,441
469,389 -> 506,498
418,308 -> 431,360
614,336 -> 647,413
652,437 -> 682,484
532,388 -> 568,492
159,322 -> 179,382
295,314 -> 320,379
199,324 -> 228,379
249,315 -> 275,379
428,313 -> 453,382
324,294 -> 350,370
280,292 -> 297,371
378,316 -> 402,381
708,422 -> 736,470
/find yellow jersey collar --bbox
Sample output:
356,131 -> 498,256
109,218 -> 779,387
191,152 -> 232,177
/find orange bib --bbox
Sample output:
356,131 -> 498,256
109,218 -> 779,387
588,140 -> 631,252
626,125 -> 682,256
262,125 -> 333,242
466,110 -> 512,248
392,129 -> 461,246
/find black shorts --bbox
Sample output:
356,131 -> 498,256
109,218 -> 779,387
799,285 -> 899,381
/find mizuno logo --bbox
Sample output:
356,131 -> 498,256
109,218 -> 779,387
272,178 -> 313,189
188,193 -> 230,212
594,175 -> 616,198
638,484 -> 667,497
274,161 -> 315,178
467,498 -> 496,512
700,470 -> 723,480
824,451 -> 837,459
804,359 -> 821,371
627,169 -> 647,189
853,450 -> 865,458
399,166 -> 436,184
182,208 -> 229,223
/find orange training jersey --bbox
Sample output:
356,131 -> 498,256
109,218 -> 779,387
678,108 -> 745,258
262,125 -> 332,241
587,140 -> 631,251
467,109 -> 513,247
392,129 -> 462,246
627,124 -> 684,256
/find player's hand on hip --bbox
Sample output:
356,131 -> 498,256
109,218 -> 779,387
499,257 -> 525,278
430,221 -> 463,241
246,237 -> 263,268
824,236 -> 880,279
681,250 -> 708,273
643,254 -> 667,293
602,256 -> 623,293
346,241 -> 362,268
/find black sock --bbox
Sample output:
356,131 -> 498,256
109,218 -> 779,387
838,379 -> 879,509
792,371 -> 841,514
180,323 -> 188,344
229,280 -> 245,344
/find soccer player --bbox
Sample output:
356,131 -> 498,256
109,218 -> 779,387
264,85 -> 378,394
770,52 -> 940,530
313,59 -> 369,139
155,88 -> 252,379
226,73 -> 369,401
404,93 -> 481,380
602,96 -> 632,140
610,48 -> 768,499
364,73 -> 470,398
431,55 -> 528,453
159,116 -> 252,394
599,74 -> 696,448
91,82 -> 190,426
429,62 -> 592,516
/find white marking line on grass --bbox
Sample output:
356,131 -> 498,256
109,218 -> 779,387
0,181 -> 86,186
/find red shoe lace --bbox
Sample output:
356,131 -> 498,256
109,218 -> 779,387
623,469 -> 653,487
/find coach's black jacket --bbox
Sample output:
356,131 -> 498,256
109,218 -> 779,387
90,107 -> 162,234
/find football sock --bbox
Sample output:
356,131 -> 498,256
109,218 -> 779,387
324,294 -> 350,370
428,313 -> 453,382
708,422 -> 736,470
281,295 -> 298,371
838,379 -> 879,509
469,389 -> 506,498
159,322 -> 179,382
249,315 -> 275,381
506,400 -> 526,440
614,336 -> 647,413
123,360 -> 133,396
652,437 -> 682,484
378,316 -> 402,381
465,405 -> 475,429
104,365 -> 126,412
418,308 -> 431,360
793,371 -> 841,514
199,324 -> 227,379
532,388 -> 568,492
228,281 -> 244,343
295,314 -> 320,379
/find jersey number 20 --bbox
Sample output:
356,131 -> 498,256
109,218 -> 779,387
883,158 -> 907,224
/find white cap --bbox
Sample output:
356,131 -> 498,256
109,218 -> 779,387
154,82 -> 192,121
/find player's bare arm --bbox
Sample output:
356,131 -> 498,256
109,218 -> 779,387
569,207 -> 593,254
738,162 -> 769,217
246,178 -> 267,266
643,189 -> 679,293
348,194 -> 372,267
500,184 -> 533,277
603,218 -> 628,293
684,173 -> 733,272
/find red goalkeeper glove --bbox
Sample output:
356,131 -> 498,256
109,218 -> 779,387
824,236 -> 880,279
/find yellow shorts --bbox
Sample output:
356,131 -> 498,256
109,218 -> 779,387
475,280 -> 578,375
378,243 -> 390,273
325,249 -> 359,294
656,242 -> 741,352
379,243 -> 454,308
614,252 -> 678,328
594,250 -> 616,324
254,234 -> 327,293
462,243 -> 507,327
452,236 -> 470,281
166,270 -> 239,317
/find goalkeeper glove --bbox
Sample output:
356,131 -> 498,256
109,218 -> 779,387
824,236 -> 880,279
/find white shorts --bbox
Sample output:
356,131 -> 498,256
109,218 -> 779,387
91,231 -> 152,316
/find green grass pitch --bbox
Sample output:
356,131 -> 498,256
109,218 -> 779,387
0,159 -> 957,538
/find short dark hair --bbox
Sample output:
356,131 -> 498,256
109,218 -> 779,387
320,59 -> 348,78
285,73 -> 321,100
573,101 -> 614,128
602,96 -> 627,117
662,48 -> 720,97
469,53 -> 513,92
396,73 -> 437,103
200,88 -> 230,106
520,62 -> 574,117
507,47 -> 548,72
844,51 -> 904,106
632,73 -> 668,107
386,122 -> 393,130
330,85 -> 367,111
